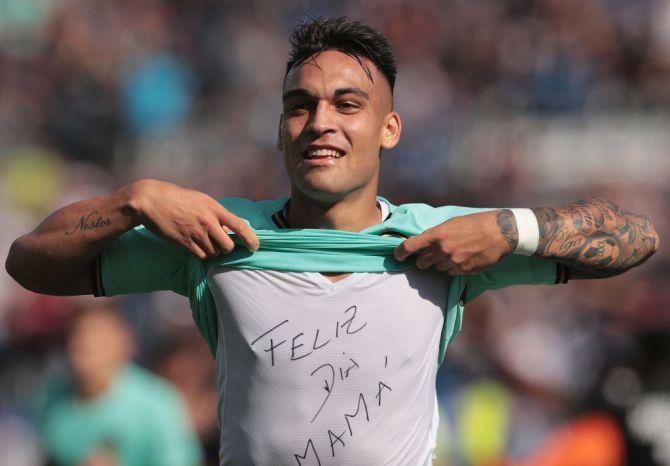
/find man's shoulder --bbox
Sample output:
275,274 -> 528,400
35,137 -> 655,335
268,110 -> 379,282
382,199 -> 494,232
217,196 -> 288,229
391,200 -> 492,216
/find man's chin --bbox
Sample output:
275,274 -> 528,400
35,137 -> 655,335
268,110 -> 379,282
293,180 -> 351,203
302,188 -> 348,204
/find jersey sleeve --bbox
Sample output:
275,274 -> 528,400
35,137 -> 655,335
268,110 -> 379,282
98,226 -> 192,297
464,254 -> 561,303
96,196 -> 269,298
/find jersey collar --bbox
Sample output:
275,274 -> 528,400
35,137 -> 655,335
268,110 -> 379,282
271,198 -> 392,229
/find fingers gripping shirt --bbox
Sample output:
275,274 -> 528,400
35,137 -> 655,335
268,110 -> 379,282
98,196 -> 559,364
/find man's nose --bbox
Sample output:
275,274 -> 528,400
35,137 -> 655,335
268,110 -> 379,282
306,101 -> 336,135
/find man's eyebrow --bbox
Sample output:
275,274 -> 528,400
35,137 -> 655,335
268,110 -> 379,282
282,87 -> 370,102
282,88 -> 312,102
334,87 -> 369,100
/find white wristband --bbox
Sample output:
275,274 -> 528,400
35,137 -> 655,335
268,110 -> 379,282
510,208 -> 539,256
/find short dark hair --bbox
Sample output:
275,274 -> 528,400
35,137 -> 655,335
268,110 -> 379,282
285,17 -> 397,93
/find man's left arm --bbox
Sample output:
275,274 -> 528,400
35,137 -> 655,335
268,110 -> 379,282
394,198 -> 659,279
515,198 -> 659,279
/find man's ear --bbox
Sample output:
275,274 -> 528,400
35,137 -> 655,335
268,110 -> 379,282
276,115 -> 284,151
381,111 -> 401,150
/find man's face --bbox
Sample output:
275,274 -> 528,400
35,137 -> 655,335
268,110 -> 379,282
279,50 -> 400,203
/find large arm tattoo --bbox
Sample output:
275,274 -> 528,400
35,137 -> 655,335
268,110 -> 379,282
528,198 -> 659,279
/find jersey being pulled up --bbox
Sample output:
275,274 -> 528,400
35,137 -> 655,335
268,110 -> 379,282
96,196 -> 563,464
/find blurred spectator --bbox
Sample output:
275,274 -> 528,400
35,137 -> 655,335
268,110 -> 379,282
151,333 -> 220,465
40,304 -> 203,466
121,53 -> 195,137
517,413 -> 625,466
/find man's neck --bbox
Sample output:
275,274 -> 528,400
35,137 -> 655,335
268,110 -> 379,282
288,189 -> 382,232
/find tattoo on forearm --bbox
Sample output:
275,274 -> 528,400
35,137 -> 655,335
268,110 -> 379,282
65,211 -> 112,236
532,198 -> 659,279
496,209 -> 519,251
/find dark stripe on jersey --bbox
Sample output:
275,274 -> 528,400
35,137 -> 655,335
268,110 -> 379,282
92,254 -> 106,297
555,263 -> 570,284
272,211 -> 288,229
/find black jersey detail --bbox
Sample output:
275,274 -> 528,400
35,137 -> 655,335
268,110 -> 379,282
555,263 -> 570,284
91,254 -> 106,297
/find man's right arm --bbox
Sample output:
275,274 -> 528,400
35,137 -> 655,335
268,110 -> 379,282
5,179 -> 259,296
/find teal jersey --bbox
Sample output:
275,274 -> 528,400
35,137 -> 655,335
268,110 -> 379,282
97,197 -> 559,364
42,364 -> 203,466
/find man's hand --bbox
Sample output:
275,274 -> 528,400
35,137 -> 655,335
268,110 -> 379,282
129,179 -> 260,260
394,210 -> 516,275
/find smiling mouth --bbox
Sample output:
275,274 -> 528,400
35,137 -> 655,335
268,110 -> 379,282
303,148 -> 345,159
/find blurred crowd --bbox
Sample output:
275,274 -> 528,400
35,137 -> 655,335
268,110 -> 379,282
1,0 -> 669,465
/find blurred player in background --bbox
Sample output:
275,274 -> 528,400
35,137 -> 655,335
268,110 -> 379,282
6,17 -> 659,465
41,304 -> 202,466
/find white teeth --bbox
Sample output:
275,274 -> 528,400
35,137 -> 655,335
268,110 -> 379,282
306,149 -> 344,158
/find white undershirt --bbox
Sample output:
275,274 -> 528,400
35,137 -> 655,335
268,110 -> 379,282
206,202 -> 447,465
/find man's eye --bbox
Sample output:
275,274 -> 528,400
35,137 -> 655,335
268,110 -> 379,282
291,103 -> 307,109
285,103 -> 309,115
338,102 -> 360,111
